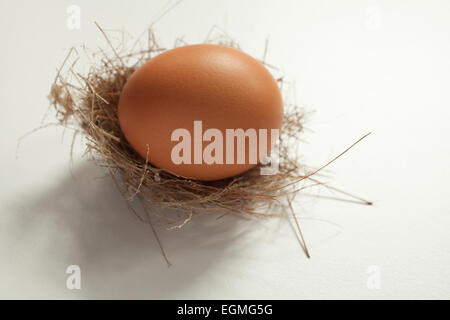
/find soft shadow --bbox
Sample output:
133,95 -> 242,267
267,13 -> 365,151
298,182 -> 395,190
7,162 -> 255,298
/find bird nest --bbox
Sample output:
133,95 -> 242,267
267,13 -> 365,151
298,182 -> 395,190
47,25 -> 370,263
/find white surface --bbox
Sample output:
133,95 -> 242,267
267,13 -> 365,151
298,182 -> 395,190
1,0 -> 450,299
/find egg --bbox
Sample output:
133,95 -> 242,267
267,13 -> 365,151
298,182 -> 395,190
118,44 -> 283,181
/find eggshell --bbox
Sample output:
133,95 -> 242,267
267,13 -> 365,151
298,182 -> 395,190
118,44 -> 283,181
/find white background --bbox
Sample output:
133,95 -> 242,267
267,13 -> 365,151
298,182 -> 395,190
1,0 -> 449,299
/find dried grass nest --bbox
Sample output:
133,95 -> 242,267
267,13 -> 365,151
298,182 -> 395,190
47,26 -> 370,261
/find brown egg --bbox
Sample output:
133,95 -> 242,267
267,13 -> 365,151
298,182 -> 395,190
118,44 -> 283,181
